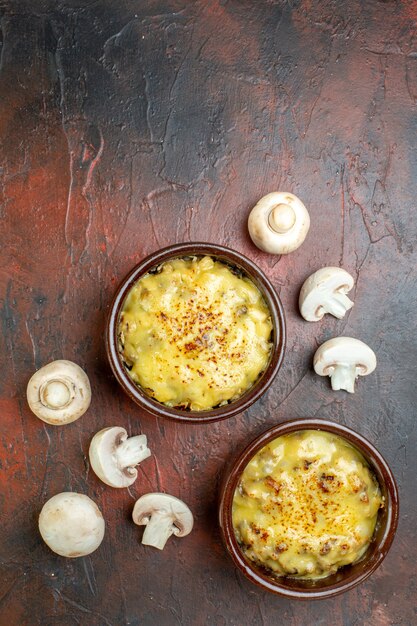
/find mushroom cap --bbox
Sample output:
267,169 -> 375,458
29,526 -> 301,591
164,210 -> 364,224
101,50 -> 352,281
89,427 -> 129,488
38,492 -> 105,558
314,337 -> 377,376
27,360 -> 91,425
132,493 -> 194,537
299,267 -> 354,321
89,427 -> 150,488
248,192 -> 310,254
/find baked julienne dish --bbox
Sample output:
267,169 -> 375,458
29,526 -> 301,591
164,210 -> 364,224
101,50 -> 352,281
118,255 -> 274,411
232,430 -> 383,580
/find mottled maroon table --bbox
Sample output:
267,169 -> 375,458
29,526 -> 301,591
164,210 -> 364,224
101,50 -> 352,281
1,1 -> 416,625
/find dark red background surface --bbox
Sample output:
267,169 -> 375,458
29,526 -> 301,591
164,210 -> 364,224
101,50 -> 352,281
1,1 -> 416,624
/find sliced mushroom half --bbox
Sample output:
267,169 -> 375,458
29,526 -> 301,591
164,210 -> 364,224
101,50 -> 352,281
248,192 -> 310,254
39,492 -> 105,557
27,360 -> 91,425
299,267 -> 355,321
132,493 -> 194,550
313,337 -> 377,393
89,427 -> 151,488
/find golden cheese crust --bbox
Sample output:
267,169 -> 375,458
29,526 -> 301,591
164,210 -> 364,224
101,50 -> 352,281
232,430 -> 383,580
118,256 -> 273,411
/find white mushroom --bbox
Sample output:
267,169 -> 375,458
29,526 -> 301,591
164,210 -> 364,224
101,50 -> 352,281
299,267 -> 355,321
248,191 -> 310,254
313,337 -> 377,393
89,427 -> 151,488
39,492 -> 105,557
27,360 -> 91,425
132,493 -> 194,550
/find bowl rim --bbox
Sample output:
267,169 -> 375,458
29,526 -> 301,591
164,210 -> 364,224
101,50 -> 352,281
105,242 -> 286,423
219,418 -> 399,599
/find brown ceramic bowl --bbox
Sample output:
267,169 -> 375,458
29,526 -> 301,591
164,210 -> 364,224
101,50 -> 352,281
219,418 -> 399,599
106,242 -> 286,423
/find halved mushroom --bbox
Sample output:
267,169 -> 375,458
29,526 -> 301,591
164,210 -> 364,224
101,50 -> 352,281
132,493 -> 193,550
248,192 -> 310,254
38,492 -> 105,557
299,267 -> 355,321
313,337 -> 377,393
89,427 -> 151,488
27,360 -> 91,425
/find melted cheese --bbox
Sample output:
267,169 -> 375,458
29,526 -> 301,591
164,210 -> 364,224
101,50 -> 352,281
119,256 -> 273,411
232,430 -> 383,580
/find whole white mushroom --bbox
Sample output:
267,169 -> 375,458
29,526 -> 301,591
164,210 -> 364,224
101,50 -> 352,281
248,192 -> 310,254
27,360 -> 91,425
132,493 -> 194,550
313,337 -> 377,393
89,427 -> 151,488
39,492 -> 105,557
299,267 -> 355,321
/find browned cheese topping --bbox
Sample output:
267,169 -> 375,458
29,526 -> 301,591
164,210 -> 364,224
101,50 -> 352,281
119,256 -> 273,410
232,430 -> 383,579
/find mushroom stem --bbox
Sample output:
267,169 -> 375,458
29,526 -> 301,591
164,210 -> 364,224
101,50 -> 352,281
268,203 -> 296,234
324,292 -> 354,319
116,435 -> 151,470
328,364 -> 358,393
40,378 -> 75,409
141,511 -> 175,550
